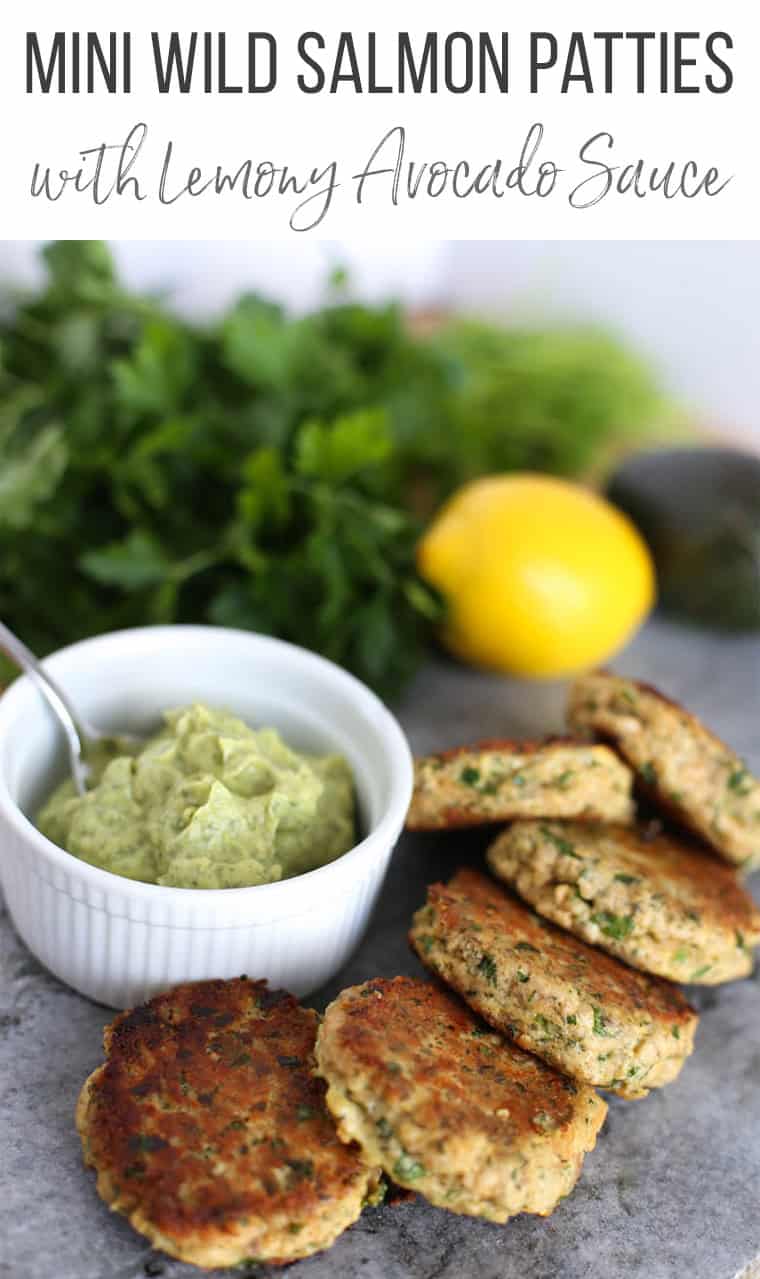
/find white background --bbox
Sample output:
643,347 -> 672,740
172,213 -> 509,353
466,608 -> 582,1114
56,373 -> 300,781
1,2 -> 758,238
1,239 -> 758,443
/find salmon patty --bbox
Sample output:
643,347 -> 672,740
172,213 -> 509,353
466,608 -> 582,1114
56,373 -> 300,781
568,671 -> 760,870
406,738 -> 634,830
315,976 -> 606,1222
76,978 -> 380,1269
410,868 -> 698,1098
487,821 -> 760,985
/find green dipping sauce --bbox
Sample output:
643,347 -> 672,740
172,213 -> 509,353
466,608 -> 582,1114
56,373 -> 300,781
36,703 -> 356,889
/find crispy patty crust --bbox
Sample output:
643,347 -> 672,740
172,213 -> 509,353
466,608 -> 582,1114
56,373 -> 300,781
315,976 -> 606,1222
410,868 -> 698,1098
406,738 -> 634,830
76,979 -> 379,1269
488,821 -> 760,985
568,671 -> 760,870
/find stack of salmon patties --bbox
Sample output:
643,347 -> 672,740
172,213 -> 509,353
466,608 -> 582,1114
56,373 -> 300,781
79,674 -> 760,1265
406,672 -> 760,1110
315,674 -> 760,1219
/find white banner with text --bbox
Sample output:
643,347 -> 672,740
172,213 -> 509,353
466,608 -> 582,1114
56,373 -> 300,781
1,0 -> 757,238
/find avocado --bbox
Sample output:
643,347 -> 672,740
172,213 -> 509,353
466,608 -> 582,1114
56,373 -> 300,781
606,447 -> 760,630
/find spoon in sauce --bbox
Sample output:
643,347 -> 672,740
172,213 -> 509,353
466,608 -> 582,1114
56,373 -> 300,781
0,620 -> 142,795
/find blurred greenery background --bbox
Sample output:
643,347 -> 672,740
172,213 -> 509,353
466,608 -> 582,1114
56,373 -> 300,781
0,241 -> 681,696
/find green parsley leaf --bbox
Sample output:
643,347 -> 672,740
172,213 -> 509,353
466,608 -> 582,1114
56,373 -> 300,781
295,410 -> 392,484
80,528 -> 173,590
0,423 -> 68,530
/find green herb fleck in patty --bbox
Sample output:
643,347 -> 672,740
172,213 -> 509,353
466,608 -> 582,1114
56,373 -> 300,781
129,1134 -> 168,1154
540,826 -> 580,859
590,911 -> 635,941
534,1014 -> 561,1040
690,965 -> 712,981
286,1159 -> 314,1182
728,767 -> 752,796
532,1111 -> 558,1132
393,1153 -> 426,1182
478,954 -> 498,985
592,1007 -> 614,1037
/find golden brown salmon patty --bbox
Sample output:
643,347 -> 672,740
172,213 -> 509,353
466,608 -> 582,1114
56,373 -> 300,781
568,671 -> 760,870
76,979 -> 380,1270
488,821 -> 760,985
315,976 -> 606,1222
410,868 -> 698,1098
406,738 -> 634,830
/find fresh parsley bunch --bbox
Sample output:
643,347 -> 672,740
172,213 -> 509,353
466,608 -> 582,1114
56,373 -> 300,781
0,241 -> 668,698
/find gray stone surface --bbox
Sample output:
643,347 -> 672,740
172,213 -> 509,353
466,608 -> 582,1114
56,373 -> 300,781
2,617 -> 759,1279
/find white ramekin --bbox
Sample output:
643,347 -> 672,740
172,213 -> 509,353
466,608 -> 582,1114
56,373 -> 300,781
0,626 -> 413,1008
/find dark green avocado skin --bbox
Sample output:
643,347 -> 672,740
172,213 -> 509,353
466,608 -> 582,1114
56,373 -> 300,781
606,447 -> 760,631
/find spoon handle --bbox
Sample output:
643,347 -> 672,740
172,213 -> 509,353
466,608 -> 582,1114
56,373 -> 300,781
0,620 -> 89,795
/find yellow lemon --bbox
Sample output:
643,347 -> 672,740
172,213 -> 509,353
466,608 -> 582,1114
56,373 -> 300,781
418,473 -> 655,678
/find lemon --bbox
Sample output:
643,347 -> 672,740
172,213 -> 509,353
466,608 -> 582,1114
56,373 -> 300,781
417,473 -> 655,678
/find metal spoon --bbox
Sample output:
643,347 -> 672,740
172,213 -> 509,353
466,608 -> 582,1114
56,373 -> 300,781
0,620 -> 142,796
